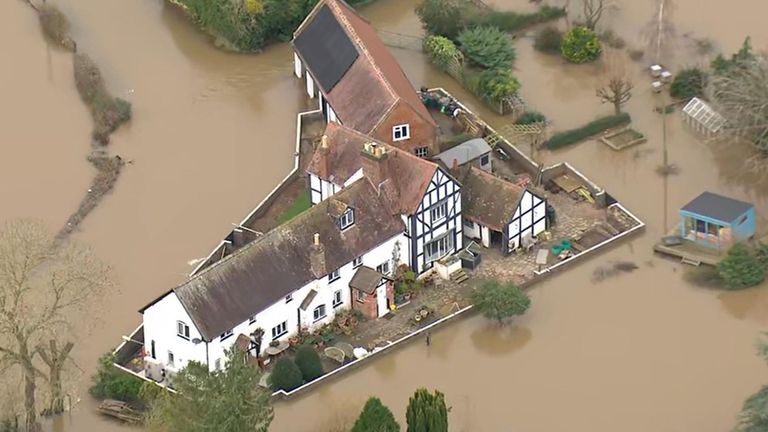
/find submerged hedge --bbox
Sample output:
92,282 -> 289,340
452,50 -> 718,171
465,6 -> 566,33
546,112 -> 631,149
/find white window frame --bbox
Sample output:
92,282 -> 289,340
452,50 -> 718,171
271,321 -> 288,340
392,124 -> 410,141
352,256 -> 363,268
220,329 -> 233,341
430,200 -> 448,222
356,290 -> 366,302
425,230 -> 455,263
339,208 -> 355,230
249,315 -> 257,325
333,290 -> 343,308
214,358 -> 222,371
376,261 -> 390,286
415,146 -> 429,158
480,154 -> 490,165
167,351 -> 175,367
285,294 -> 293,303
328,269 -> 341,283
176,321 -> 190,340
313,304 -> 327,322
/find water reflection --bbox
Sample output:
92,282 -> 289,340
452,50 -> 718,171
718,286 -> 768,325
470,324 -> 532,357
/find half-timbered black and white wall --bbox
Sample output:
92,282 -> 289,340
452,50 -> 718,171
403,168 -> 462,273
503,189 -> 547,254
308,170 -> 363,205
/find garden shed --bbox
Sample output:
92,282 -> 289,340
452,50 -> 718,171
679,191 -> 755,249
435,138 -> 492,172
682,97 -> 726,136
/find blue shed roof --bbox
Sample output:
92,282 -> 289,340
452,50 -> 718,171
680,192 -> 753,223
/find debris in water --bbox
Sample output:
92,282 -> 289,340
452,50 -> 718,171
592,261 -> 639,282
656,163 -> 680,176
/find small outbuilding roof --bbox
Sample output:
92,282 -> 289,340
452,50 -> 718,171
681,191 -> 753,223
349,266 -> 387,294
435,138 -> 491,168
460,166 -> 526,231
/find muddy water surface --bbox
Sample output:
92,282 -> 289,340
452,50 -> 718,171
2,0 -> 768,430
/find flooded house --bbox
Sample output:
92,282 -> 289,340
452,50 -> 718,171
307,123 -> 463,274
292,0 -> 439,157
679,192 -> 755,248
654,192 -> 756,265
461,166 -> 548,253
139,179 -> 409,378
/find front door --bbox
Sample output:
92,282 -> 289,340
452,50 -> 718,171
376,285 -> 388,318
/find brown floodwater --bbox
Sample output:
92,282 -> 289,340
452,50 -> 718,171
1,0 -> 767,430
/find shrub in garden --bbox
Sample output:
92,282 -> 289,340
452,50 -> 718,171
718,243 -> 765,290
545,112 -> 630,149
474,68 -> 520,103
423,35 -> 463,72
670,68 -> 707,100
351,397 -> 400,432
516,111 -> 547,125
269,357 -> 304,392
294,345 -> 324,382
416,0 -> 464,40
471,280 -> 530,323
406,388 -> 449,432
561,26 -> 602,63
755,242 -> 768,268
534,26 -> 563,54
89,353 -> 144,403
457,26 -> 516,69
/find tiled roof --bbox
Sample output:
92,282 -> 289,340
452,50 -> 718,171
307,124 -> 438,215
293,0 -> 435,134
349,266 -> 385,294
461,166 -> 524,231
165,180 -> 404,341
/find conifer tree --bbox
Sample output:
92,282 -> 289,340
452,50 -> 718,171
406,388 -> 448,432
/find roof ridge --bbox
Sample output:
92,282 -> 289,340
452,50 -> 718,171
327,0 -> 398,101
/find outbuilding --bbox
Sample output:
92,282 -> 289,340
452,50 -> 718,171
679,192 -> 755,249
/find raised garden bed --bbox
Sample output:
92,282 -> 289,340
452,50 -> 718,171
600,127 -> 647,151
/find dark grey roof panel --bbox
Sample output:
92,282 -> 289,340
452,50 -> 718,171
294,5 -> 359,92
681,192 -> 753,222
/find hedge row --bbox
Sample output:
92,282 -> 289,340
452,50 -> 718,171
546,112 -> 631,149
465,6 -> 566,33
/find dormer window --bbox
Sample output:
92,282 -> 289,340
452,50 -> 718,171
393,124 -> 410,141
339,208 -> 355,230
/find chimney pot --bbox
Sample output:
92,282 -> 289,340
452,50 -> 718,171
320,135 -> 328,149
313,233 -> 320,246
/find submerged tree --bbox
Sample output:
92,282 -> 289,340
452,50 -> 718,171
351,397 -> 400,432
736,337 -> 768,432
708,42 -> 768,165
581,0 -> 615,30
471,280 -> 531,324
0,220 -> 112,430
717,243 -> 765,290
406,388 -> 449,432
596,54 -> 632,115
146,346 -> 273,432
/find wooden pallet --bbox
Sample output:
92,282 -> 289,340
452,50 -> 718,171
680,256 -> 701,266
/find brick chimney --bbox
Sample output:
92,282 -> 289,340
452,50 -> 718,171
309,233 -> 326,279
361,142 -> 388,188
318,135 -> 330,178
